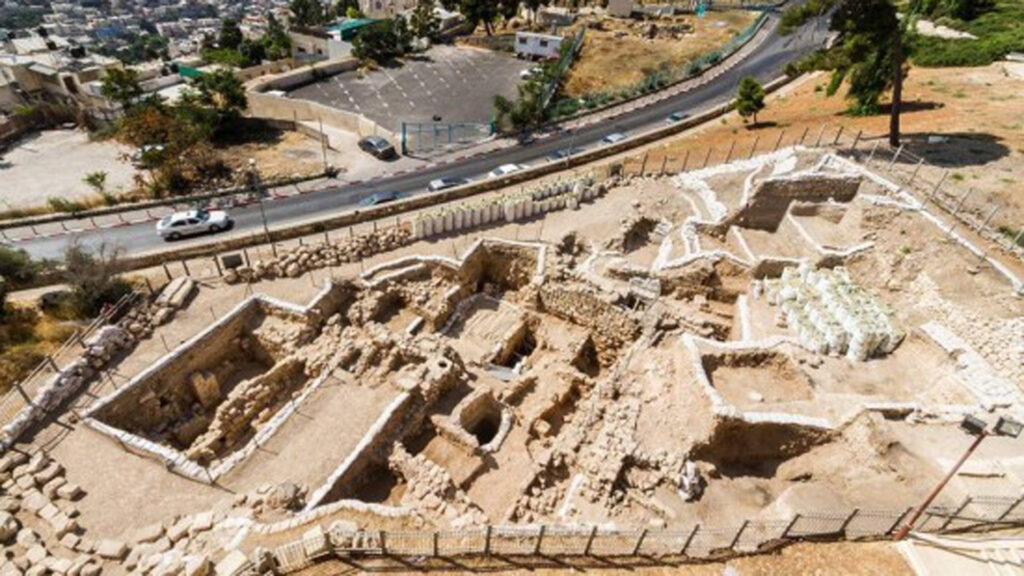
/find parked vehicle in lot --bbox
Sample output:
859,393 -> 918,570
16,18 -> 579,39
358,136 -> 397,160
156,209 -> 232,241
358,191 -> 401,207
602,132 -> 627,144
666,111 -> 690,123
519,67 -> 542,80
428,177 -> 470,192
488,164 -> 524,179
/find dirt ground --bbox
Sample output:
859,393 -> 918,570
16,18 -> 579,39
564,11 -> 759,97
0,129 -> 138,214
296,540 -> 913,575
216,129 -> 344,181
647,63 -> 1024,236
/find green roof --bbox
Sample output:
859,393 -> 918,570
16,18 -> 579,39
328,19 -> 378,40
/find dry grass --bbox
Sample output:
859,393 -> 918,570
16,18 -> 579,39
564,11 -> 758,97
0,304 -> 78,395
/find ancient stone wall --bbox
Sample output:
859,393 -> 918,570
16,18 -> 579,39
725,173 -> 862,232
537,285 -> 640,363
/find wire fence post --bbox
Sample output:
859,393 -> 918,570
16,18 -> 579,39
850,129 -> 862,152
814,124 -> 827,147
432,531 -> 439,557
907,158 -> 925,186
839,508 -> 860,535
887,144 -> 904,169
660,155 -> 668,175
928,172 -> 948,205
886,507 -> 915,535
379,530 -> 387,555
774,129 -> 785,151
483,525 -> 492,556
977,204 -> 1000,232
729,520 -> 750,551
725,139 -> 736,163
781,513 -> 802,539
799,126 -> 810,145
997,495 -> 1024,521
631,528 -> 648,556
681,524 -> 700,556
682,149 -> 690,172
703,147 -> 712,168
748,135 -> 760,159
583,525 -> 598,556
941,497 -> 973,531
534,525 -> 545,555
867,140 -> 880,163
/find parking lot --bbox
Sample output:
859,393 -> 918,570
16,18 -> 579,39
286,45 -> 533,130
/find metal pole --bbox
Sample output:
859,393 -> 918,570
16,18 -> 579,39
748,135 -> 759,159
319,118 -> 328,173
774,129 -> 785,151
894,432 -> 988,540
703,147 -> 712,168
681,149 -> 690,172
781,513 -> 802,539
850,129 -> 862,153
728,520 -> 749,550
887,144 -> 904,169
814,124 -> 826,147
725,139 -> 736,163
583,525 -> 598,555
940,497 -> 973,531
839,508 -> 860,534
1013,226 -> 1024,248
681,524 -> 700,555
997,495 -> 1024,522
534,525 -> 545,555
977,204 -> 1000,232
483,525 -> 492,555
907,158 -> 924,185
867,141 -> 880,163
929,172 -> 948,205
832,125 -> 844,146
631,529 -> 647,556
951,188 -> 972,219
799,126 -> 809,145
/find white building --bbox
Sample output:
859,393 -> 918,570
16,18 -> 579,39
514,32 -> 565,60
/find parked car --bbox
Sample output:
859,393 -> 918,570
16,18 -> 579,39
666,111 -> 690,123
428,177 -> 470,192
156,209 -> 232,241
358,191 -> 401,207
488,164 -> 524,179
602,132 -> 627,144
358,136 -> 397,160
519,67 -> 542,80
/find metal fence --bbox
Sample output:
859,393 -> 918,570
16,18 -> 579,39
401,121 -> 495,157
261,493 -> 1024,573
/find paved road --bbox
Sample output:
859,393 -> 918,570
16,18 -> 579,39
16,12 -> 829,261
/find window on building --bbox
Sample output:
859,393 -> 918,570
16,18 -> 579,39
539,40 -> 549,47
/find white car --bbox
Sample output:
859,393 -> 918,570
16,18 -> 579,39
156,209 -> 232,241
519,67 -> 542,80
488,164 -> 524,179
602,132 -> 627,144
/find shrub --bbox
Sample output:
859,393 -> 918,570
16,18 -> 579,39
62,242 -> 133,319
0,246 -> 43,287
47,197 -> 86,214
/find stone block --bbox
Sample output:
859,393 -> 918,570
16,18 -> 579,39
301,524 -> 329,558
132,523 -> 165,544
95,539 -> 128,560
214,550 -> 249,576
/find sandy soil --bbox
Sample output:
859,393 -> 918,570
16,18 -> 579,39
0,129 -> 137,212
648,64 -> 1024,236
564,11 -> 759,98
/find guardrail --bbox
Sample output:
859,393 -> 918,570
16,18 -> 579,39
258,492 -> 1024,573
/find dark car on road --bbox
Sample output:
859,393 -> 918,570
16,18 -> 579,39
666,111 -> 690,123
358,191 -> 401,207
358,136 -> 397,160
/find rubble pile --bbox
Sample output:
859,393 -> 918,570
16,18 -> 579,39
224,226 -> 411,284
388,444 -> 488,528
0,326 -> 133,450
764,264 -> 904,360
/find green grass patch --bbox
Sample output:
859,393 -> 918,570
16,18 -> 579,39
910,0 -> 1024,67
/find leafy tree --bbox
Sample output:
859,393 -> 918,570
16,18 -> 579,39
523,0 -> 548,24
291,0 -> 327,27
0,246 -> 42,287
62,242 -> 132,319
263,13 -> 292,60
782,0 -> 909,146
100,67 -> 143,110
181,69 -> 248,135
440,0 -> 518,35
411,0 -> 441,41
238,38 -> 267,66
910,0 -> 989,20
735,76 -> 766,124
346,6 -> 365,18
352,19 -> 413,63
332,0 -> 361,17
219,18 -> 244,50
83,171 -> 108,195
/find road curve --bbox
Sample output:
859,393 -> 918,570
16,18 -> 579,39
16,11 -> 829,261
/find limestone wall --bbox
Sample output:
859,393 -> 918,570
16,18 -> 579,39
537,285 -> 640,363
726,173 -> 862,232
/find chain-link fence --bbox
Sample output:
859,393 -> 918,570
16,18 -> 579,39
401,122 -> 495,157
260,494 -> 1024,573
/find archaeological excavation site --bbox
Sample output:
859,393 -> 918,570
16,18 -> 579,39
2,145 -> 1023,575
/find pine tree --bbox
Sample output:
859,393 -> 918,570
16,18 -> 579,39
736,76 -> 766,125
